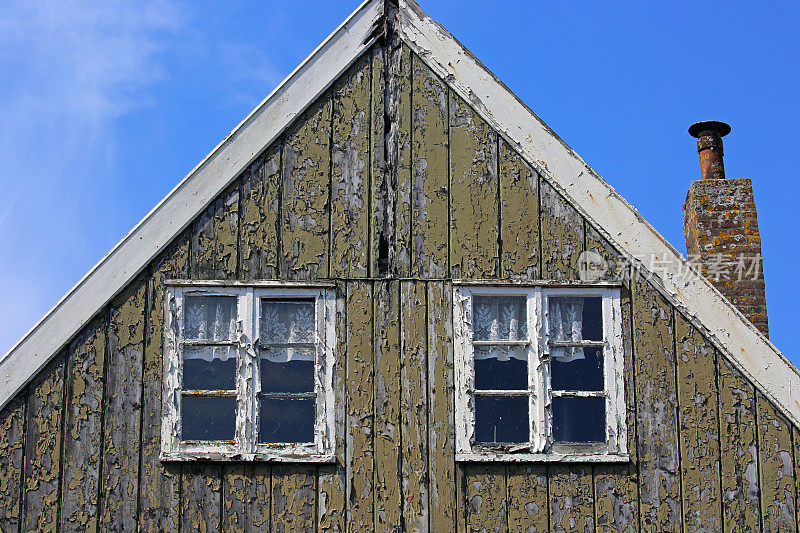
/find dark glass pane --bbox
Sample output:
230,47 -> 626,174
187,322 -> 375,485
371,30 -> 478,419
260,348 -> 315,393
259,397 -> 315,443
551,346 -> 604,391
183,346 -> 237,390
474,346 -> 527,390
184,295 -> 237,340
474,395 -> 529,443
552,396 -> 606,443
581,297 -> 603,341
472,296 -> 527,341
548,296 -> 603,342
181,395 -> 236,441
260,299 -> 315,343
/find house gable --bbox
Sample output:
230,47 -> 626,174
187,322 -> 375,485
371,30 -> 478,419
0,1 -> 798,532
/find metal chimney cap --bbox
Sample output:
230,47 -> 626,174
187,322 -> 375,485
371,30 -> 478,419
689,120 -> 731,138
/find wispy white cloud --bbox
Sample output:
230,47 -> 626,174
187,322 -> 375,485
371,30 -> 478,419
0,0 -> 185,353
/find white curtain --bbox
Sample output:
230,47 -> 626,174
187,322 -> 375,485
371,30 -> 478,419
549,297 -> 585,362
184,296 -> 238,362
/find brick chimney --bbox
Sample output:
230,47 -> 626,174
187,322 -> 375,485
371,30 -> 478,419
683,121 -> 769,336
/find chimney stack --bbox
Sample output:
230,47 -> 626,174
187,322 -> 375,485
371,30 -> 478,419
683,121 -> 769,336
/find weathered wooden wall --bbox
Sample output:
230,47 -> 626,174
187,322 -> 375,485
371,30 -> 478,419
1,43 -> 798,533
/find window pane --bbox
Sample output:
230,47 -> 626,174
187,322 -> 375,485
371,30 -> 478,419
181,396 -> 236,441
474,395 -> 529,444
474,346 -> 527,390
548,296 -> 603,342
184,295 -> 237,340
551,346 -> 604,391
552,396 -> 606,443
258,397 -> 315,443
473,296 -> 527,341
260,347 -> 315,393
260,299 -> 315,343
183,346 -> 237,390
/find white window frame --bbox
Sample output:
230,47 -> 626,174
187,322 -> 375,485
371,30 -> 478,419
161,281 -> 336,462
454,283 -> 628,462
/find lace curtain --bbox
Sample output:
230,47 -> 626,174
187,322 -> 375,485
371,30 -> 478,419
260,300 -> 315,361
472,296 -> 527,361
184,296 -> 237,362
549,297 -> 585,362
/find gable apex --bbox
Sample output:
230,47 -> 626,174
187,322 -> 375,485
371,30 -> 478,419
1,0 -> 798,434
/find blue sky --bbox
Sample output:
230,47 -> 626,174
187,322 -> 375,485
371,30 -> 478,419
1,1 -> 798,367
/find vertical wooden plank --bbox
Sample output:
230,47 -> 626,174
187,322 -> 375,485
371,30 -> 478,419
373,280 -> 402,532
449,91 -> 498,279
548,465 -> 594,533
466,464 -> 507,533
585,226 -> 627,284
370,44 -> 391,278
675,313 -> 722,531
60,316 -> 106,531
632,274 -> 681,532
221,464 -> 270,532
507,465 -> 548,533
794,426 -> 800,532
718,356 -> 761,532
499,138 -> 539,280
401,281 -> 429,530
330,55 -> 370,278
240,145 -> 282,280
757,394 -> 797,531
22,353 -> 65,533
540,180 -> 584,281
346,281 -> 375,532
99,277 -> 146,531
0,395 -> 26,532
318,282 -> 347,532
139,236 -> 188,532
271,464 -> 316,533
411,54 -> 449,278
191,185 -> 240,280
594,464 -> 637,533
428,281 -> 456,532
185,183 -> 239,531
395,43 -> 413,278
282,93 -> 332,280
182,463 -> 222,532
589,228 -> 638,533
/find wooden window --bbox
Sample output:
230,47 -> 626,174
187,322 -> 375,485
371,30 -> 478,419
454,284 -> 628,462
161,282 -> 336,462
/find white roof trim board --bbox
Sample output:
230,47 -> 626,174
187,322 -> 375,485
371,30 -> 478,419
1,0 -> 798,428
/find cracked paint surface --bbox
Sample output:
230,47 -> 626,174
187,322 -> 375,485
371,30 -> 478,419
23,355 -> 65,533
500,138 -> 540,280
60,315 -> 106,532
282,93 -> 332,280
240,146 -> 282,280
449,91 -> 498,279
411,54 -> 449,278
331,56 -> 370,279
757,394 -> 797,531
100,277 -> 147,531
718,356 -> 761,531
676,313 -> 721,532
0,395 -> 25,531
633,274 -> 681,532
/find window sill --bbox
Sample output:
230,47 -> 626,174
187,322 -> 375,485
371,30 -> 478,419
160,451 -> 336,463
456,452 -> 630,463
